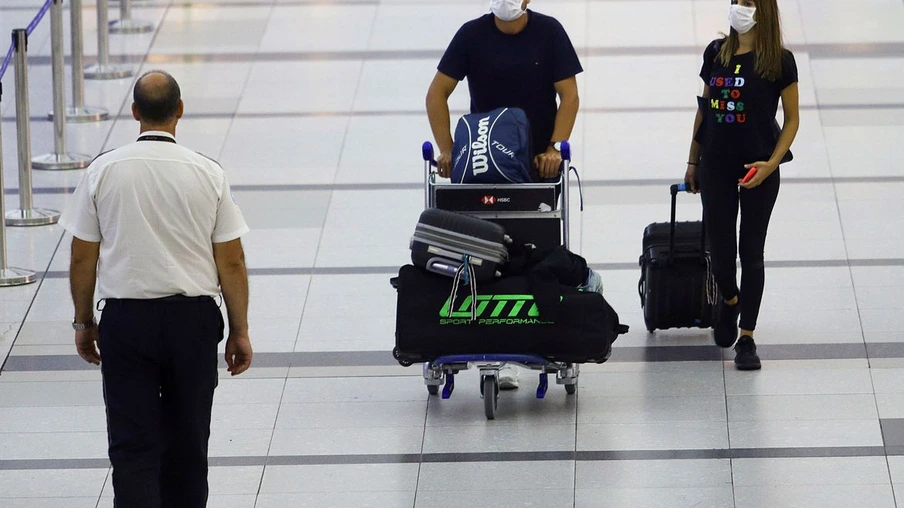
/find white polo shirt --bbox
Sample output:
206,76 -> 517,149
59,131 -> 250,300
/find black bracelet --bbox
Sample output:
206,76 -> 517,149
687,162 -> 698,166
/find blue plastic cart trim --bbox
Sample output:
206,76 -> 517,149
441,373 -> 455,399
433,354 -> 551,365
536,373 -> 549,399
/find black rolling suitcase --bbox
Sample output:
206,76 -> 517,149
638,184 -> 719,332
410,208 -> 509,283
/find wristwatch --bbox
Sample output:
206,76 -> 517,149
549,141 -> 562,151
72,317 -> 96,331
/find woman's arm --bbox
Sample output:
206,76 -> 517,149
684,84 -> 710,192
739,82 -> 800,189
769,82 -> 800,167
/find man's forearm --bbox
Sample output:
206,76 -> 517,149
219,261 -> 249,335
550,94 -> 579,145
426,89 -> 454,153
70,259 -> 97,323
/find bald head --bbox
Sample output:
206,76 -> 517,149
132,70 -> 182,126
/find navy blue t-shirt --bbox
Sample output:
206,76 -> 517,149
438,11 -> 583,159
698,38 -> 798,163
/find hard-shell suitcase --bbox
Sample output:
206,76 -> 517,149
638,184 -> 719,332
410,208 -> 509,283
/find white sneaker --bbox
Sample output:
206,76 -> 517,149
498,366 -> 520,390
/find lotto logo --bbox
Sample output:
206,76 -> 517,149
482,196 -> 496,205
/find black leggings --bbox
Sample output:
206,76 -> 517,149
699,159 -> 780,331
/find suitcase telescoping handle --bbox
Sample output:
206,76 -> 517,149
422,142 -> 438,208
668,183 -> 707,265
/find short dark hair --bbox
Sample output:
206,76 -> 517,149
133,70 -> 181,124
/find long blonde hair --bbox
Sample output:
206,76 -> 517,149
717,0 -> 785,81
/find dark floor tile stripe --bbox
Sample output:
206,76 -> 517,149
12,41 -> 904,67
9,102 -> 904,124
0,447 -> 892,470
2,342 -> 899,372
0,458 -> 111,470
33,258 -> 904,281
8,175 -> 904,197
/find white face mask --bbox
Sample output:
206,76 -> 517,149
729,4 -> 757,34
490,0 -> 526,22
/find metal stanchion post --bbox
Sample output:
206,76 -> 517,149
6,30 -> 61,227
84,0 -> 133,80
0,84 -> 38,286
109,0 -> 154,34
33,0 -> 93,170
52,0 -> 109,122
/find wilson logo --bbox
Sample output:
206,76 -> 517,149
491,140 -> 515,158
438,294 -> 554,325
470,115 -> 491,175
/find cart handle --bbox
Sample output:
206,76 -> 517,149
422,141 -> 436,165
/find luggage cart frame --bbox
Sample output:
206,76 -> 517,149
415,140 -> 583,420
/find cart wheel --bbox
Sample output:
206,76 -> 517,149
427,385 -> 439,396
483,376 -> 498,420
565,383 -> 576,395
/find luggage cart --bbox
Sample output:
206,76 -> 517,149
402,140 -> 589,420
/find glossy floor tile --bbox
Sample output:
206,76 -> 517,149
1,0 -> 903,505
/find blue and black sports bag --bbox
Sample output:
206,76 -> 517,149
451,107 -> 533,184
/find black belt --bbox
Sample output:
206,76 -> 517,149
97,294 -> 218,311
102,295 -> 214,304
157,294 -> 213,302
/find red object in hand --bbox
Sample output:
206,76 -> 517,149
741,167 -> 758,184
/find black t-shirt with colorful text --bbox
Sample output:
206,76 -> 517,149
699,39 -> 798,163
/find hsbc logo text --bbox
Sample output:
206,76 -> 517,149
481,196 -> 511,205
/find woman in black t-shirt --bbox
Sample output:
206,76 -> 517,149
683,0 -> 800,370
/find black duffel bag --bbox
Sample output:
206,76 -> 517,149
391,264 -> 628,365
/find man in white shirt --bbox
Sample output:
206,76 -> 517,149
59,70 -> 252,508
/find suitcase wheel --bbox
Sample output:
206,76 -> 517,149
392,347 -> 413,367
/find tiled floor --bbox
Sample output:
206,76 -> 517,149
0,0 -> 903,506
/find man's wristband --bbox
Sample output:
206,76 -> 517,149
687,161 -> 698,166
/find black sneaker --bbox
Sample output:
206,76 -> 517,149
713,300 -> 740,348
734,335 -> 761,371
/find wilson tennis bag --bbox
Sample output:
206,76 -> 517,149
451,107 -> 533,184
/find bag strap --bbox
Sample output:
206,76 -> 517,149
569,165 -> 584,211
637,266 -> 646,308
447,255 -> 478,322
